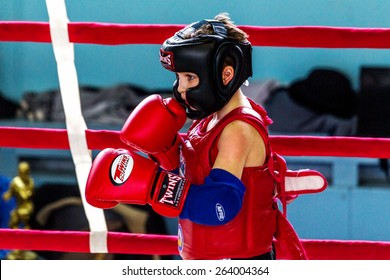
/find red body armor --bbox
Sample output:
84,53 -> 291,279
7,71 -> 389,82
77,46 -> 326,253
178,100 -> 278,259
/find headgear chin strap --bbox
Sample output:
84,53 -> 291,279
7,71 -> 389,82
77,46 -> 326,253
160,19 -> 252,119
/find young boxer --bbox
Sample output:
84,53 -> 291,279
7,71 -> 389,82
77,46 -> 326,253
86,13 -> 327,260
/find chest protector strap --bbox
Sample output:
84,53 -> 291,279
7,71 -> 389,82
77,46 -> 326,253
268,152 -> 328,216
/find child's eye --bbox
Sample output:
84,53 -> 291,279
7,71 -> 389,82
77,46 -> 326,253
187,75 -> 198,81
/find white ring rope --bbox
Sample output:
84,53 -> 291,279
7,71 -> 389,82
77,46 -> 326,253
45,0 -> 108,253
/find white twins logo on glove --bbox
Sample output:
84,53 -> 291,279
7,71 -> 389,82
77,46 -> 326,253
110,154 -> 134,185
157,173 -> 186,209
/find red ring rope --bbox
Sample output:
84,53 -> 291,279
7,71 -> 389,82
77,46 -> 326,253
0,127 -> 390,158
0,229 -> 178,255
1,20 -> 390,259
1,229 -> 390,260
1,21 -> 390,48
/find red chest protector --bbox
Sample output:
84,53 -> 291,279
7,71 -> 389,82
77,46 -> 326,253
178,100 -> 278,259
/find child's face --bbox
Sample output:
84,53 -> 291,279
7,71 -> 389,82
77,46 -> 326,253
176,72 -> 199,110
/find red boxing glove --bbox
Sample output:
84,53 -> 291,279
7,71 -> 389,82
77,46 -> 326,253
120,94 -> 186,170
85,148 -> 190,217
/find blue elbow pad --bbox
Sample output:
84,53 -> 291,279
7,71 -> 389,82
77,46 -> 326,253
180,168 -> 246,226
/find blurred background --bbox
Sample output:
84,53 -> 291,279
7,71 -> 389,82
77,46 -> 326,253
1,0 -> 390,99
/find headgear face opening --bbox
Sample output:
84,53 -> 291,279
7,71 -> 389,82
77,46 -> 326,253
160,20 -> 252,119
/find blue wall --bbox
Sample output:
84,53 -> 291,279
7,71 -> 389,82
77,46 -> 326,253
1,0 -> 390,101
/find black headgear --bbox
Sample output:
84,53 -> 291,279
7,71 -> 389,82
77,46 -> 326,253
160,19 -> 252,119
